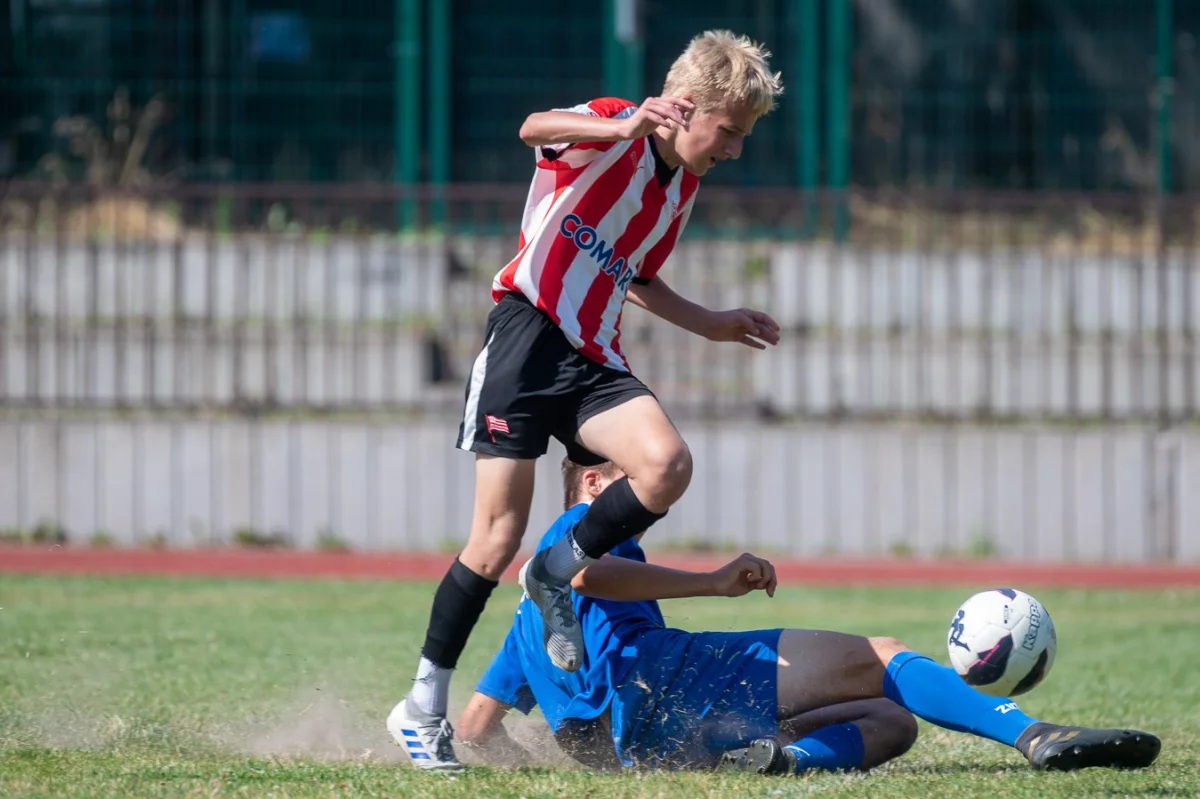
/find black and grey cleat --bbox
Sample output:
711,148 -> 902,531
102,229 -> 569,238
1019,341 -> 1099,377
1018,723 -> 1161,772
715,737 -> 796,776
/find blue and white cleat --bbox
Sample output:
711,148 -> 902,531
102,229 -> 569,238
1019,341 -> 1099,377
387,695 -> 462,772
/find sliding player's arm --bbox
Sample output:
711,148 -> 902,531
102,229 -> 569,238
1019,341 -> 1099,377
457,628 -> 538,765
456,692 -> 535,766
571,551 -> 777,601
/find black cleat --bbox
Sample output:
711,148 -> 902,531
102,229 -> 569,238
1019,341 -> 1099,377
1018,723 -> 1161,772
716,737 -> 796,776
716,747 -> 748,770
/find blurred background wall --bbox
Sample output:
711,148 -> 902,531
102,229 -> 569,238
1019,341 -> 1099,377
0,0 -> 1196,560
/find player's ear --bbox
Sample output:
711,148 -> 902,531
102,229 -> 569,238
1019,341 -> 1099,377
583,470 -> 604,498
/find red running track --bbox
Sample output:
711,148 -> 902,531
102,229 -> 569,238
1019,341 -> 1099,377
2,546 -> 1199,589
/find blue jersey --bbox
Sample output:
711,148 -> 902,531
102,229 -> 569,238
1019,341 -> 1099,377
475,503 -> 665,731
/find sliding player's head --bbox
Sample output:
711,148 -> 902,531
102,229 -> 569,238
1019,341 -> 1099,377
561,457 -> 625,509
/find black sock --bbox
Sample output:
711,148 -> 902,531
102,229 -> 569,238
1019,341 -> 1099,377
420,558 -> 498,670
570,476 -> 667,559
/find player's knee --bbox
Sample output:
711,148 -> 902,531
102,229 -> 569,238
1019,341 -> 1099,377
877,706 -> 919,762
492,530 -> 524,562
483,519 -> 525,561
886,707 -> 919,757
658,440 -> 693,500
463,514 -> 527,579
867,636 -> 911,664
635,438 -> 692,505
860,702 -> 919,769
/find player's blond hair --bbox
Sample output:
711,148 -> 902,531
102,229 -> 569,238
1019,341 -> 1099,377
663,30 -> 783,116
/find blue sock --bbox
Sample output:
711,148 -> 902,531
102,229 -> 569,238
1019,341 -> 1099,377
883,651 -> 1038,747
784,723 -> 865,773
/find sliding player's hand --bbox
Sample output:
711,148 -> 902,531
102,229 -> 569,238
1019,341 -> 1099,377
704,308 -> 781,349
709,552 -> 778,598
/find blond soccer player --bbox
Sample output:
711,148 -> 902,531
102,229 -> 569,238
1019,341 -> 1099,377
389,30 -> 785,770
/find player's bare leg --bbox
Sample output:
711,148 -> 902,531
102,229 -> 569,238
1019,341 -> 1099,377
772,631 -> 906,716
778,698 -> 918,770
390,456 -> 536,770
521,396 -> 691,670
768,630 -> 1159,772
458,456 -> 538,580
719,697 -> 917,775
573,395 -> 693,513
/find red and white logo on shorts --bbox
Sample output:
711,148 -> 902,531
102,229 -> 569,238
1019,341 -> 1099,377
484,415 -> 510,443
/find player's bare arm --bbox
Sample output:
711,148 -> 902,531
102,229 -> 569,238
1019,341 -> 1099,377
627,276 -> 781,349
519,97 -> 695,147
456,693 -> 534,765
571,551 -> 778,601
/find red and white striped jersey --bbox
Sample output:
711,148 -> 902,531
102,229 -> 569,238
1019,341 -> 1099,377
492,97 -> 700,372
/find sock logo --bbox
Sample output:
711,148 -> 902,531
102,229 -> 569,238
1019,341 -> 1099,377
995,702 -> 1020,714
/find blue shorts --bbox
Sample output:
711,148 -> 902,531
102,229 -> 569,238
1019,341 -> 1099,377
609,628 -> 782,769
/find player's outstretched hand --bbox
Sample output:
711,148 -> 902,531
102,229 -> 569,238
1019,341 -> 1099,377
709,552 -> 778,598
704,308 -> 781,349
618,96 -> 696,140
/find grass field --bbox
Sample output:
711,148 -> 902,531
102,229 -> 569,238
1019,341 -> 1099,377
1,574 -> 1197,798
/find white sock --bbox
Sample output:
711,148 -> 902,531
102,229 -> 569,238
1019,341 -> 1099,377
541,532 -> 595,582
409,656 -> 453,718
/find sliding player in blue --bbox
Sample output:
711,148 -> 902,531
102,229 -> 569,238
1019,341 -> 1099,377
456,458 -> 1161,774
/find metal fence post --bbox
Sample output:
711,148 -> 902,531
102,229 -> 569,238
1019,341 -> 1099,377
795,0 -> 820,234
395,0 -> 422,229
1156,0 -> 1174,197
607,0 -> 642,101
826,0 -> 850,241
428,0 -> 450,226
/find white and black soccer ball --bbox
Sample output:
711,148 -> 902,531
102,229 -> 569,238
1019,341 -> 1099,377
946,588 -> 1057,697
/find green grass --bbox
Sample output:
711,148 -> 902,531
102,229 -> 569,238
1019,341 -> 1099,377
1,575 -> 1197,798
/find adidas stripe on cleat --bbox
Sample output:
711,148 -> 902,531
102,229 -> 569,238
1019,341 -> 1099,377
386,696 -> 462,772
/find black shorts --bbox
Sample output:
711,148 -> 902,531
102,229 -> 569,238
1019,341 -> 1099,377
455,293 -> 654,465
